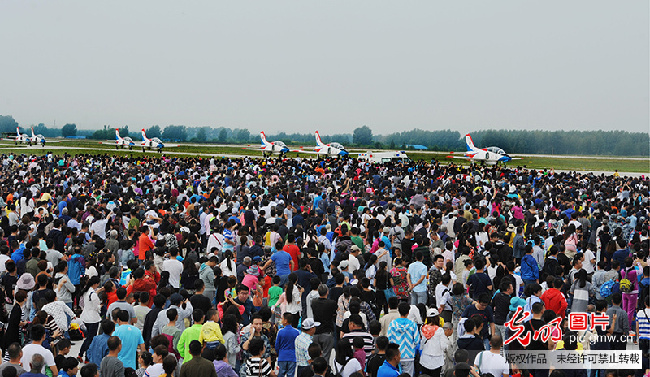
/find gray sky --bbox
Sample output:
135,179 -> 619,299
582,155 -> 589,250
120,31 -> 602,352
1,1 -> 648,135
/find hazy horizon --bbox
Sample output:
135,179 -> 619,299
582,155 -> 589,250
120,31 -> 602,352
1,1 -> 648,135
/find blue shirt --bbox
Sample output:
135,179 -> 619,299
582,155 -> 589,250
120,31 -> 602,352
376,361 -> 400,377
407,262 -> 427,292
113,324 -> 144,370
271,250 -> 292,276
275,325 -> 300,362
87,333 -> 110,368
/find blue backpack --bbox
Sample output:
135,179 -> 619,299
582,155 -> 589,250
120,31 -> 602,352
600,278 -> 618,298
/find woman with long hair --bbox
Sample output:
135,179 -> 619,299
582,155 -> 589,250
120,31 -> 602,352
564,224 -> 579,259
180,259 -> 199,292
78,275 -> 102,361
274,273 -> 302,326
374,261 -> 392,315
221,314 -> 241,370
220,250 -> 236,277
570,269 -> 594,313
333,341 -> 362,377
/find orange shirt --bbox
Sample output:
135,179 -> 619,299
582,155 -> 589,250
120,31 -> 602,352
139,233 -> 154,260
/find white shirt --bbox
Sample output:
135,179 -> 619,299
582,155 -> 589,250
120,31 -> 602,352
474,350 -> 508,377
21,343 -> 56,374
0,254 -> 10,273
348,255 -> 361,273
80,288 -> 102,323
90,218 -> 108,240
162,259 -> 184,289
334,358 -> 362,377
583,249 -> 596,274
435,283 -> 452,311
145,363 -> 164,377
219,259 -> 236,277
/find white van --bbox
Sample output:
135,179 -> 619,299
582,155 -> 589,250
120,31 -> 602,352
357,150 -> 410,163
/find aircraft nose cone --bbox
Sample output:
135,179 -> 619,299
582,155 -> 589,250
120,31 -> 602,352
282,147 -> 290,154
340,150 -> 349,156
500,155 -> 512,162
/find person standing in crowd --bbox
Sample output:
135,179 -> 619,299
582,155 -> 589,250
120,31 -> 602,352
311,284 -> 337,361
387,303 -> 419,377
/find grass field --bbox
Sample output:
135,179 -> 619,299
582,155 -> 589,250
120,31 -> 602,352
0,140 -> 646,173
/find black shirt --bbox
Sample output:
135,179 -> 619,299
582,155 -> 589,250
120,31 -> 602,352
190,293 -> 212,316
524,318 -> 548,350
366,353 -> 386,377
312,297 -> 337,334
329,286 -> 344,303
492,292 -> 511,325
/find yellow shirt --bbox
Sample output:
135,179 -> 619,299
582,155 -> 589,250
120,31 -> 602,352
198,321 -> 225,345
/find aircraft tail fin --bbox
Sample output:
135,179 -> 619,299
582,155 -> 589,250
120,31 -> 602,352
260,131 -> 268,145
141,128 -> 147,141
315,131 -> 324,146
465,133 -> 477,152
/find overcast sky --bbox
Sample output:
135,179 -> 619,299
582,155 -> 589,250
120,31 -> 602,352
1,1 -> 648,135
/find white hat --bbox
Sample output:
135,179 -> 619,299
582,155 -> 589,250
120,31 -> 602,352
339,261 -> 350,270
302,318 -> 321,330
427,308 -> 440,317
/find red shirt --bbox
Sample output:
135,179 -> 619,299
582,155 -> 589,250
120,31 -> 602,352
541,287 -> 567,319
284,244 -> 301,271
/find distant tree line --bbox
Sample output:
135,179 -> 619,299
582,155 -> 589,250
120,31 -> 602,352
0,115 -> 647,156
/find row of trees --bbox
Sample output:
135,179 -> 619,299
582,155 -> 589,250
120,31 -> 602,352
1,115 -> 647,156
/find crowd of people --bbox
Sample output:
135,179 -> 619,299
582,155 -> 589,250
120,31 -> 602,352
0,152 -> 646,377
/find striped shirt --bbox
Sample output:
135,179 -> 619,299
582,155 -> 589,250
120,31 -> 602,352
243,357 -> 272,377
636,309 -> 650,340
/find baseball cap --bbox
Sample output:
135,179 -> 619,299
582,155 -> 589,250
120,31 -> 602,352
427,308 -> 440,317
170,293 -> 184,304
301,318 -> 321,330
339,261 -> 349,270
382,227 -> 390,233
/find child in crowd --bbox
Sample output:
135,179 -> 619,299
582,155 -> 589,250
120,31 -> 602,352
243,338 -> 272,377
54,338 -> 72,370
352,337 -> 367,372
136,353 -> 153,377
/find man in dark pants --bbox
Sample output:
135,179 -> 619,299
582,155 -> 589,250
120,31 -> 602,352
606,293 -> 629,350
311,284 -> 337,361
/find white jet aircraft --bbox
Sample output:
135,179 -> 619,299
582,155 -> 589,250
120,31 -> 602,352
140,128 -> 180,153
100,129 -> 136,149
243,132 -> 292,157
447,134 -> 521,165
296,131 -> 351,157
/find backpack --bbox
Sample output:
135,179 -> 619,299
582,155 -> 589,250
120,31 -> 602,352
600,279 -> 617,298
619,278 -> 632,293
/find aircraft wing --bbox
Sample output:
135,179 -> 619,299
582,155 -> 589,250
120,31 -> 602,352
446,155 -> 472,159
161,144 -> 180,148
291,147 -> 317,154
242,145 -> 266,151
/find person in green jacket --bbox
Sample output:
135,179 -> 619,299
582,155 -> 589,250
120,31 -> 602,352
177,309 -> 204,361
